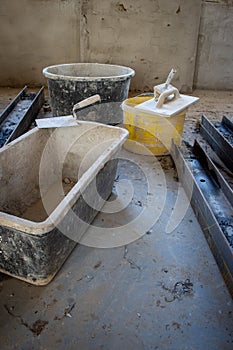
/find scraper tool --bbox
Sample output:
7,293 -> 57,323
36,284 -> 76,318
36,94 -> 101,128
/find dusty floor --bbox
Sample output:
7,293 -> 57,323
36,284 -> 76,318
0,88 -> 232,349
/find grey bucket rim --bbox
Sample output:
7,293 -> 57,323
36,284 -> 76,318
43,63 -> 135,82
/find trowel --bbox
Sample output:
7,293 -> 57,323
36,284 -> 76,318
134,69 -> 199,117
36,94 -> 101,128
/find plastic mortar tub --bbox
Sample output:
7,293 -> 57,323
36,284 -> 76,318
122,95 -> 186,156
43,63 -> 135,124
0,121 -> 128,285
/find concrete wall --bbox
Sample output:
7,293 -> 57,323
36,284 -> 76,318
0,0 -> 232,91
194,0 -> 233,90
0,0 -> 80,86
80,0 -> 202,92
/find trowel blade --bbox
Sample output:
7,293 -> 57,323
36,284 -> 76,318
36,116 -> 79,129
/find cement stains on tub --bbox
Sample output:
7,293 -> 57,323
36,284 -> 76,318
43,63 -> 135,124
0,121 -> 128,284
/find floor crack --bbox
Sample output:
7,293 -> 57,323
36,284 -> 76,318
123,246 -> 141,270
4,304 -> 48,336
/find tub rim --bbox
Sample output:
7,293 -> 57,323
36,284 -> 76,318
0,121 -> 129,235
43,62 -> 135,82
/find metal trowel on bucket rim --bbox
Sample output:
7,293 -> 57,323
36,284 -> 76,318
36,94 -> 101,128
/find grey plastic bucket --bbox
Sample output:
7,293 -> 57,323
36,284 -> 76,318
43,63 -> 135,124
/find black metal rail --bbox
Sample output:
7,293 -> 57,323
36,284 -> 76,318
0,86 -> 44,147
171,139 -> 233,297
200,115 -> 233,172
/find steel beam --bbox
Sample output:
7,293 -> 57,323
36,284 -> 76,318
171,140 -> 233,297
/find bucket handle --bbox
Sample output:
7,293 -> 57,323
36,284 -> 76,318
73,94 -> 101,119
155,87 -> 180,109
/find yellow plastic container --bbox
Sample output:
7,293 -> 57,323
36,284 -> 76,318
122,96 -> 186,156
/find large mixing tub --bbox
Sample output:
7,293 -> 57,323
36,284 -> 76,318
0,122 -> 128,285
43,63 -> 135,124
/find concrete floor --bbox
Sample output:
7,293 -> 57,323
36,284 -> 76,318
0,89 -> 232,349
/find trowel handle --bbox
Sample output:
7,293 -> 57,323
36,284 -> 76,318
165,68 -> 177,89
73,94 -> 101,116
156,87 -> 180,108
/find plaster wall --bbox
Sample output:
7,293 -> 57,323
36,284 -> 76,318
0,0 -> 80,86
194,1 -> 233,90
0,0 -> 232,91
80,0 -> 202,92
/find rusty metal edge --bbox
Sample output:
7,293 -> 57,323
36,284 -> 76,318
171,140 -> 233,297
